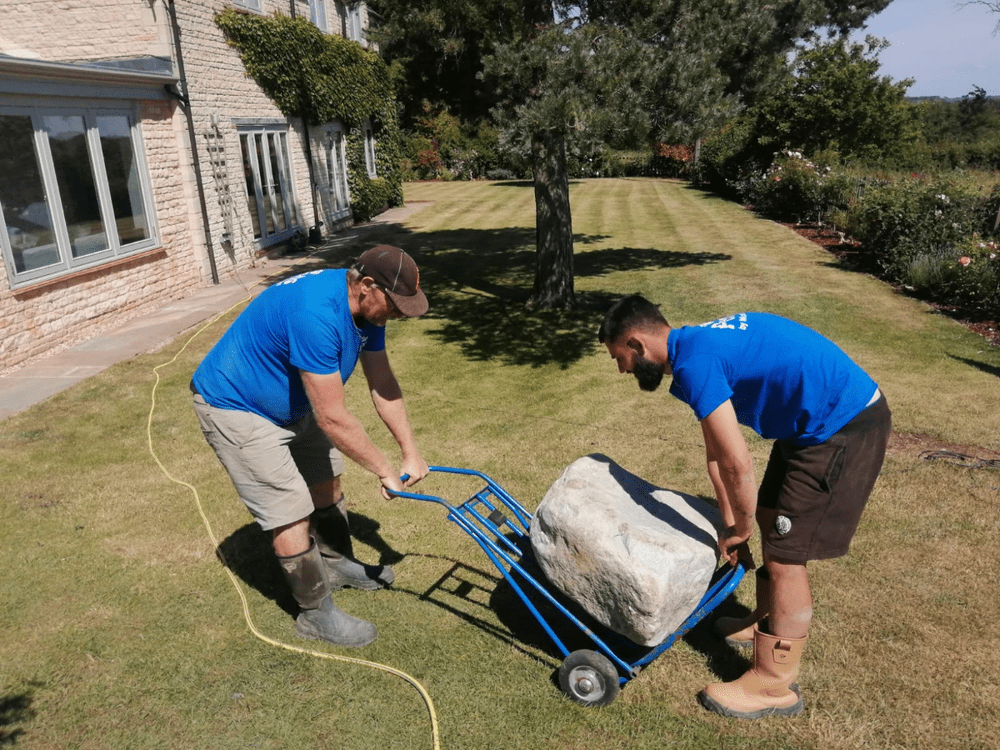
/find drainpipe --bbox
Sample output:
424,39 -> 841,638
291,0 -> 324,240
300,93 -> 323,241
166,0 -> 220,284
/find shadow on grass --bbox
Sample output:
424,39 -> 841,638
490,559 -> 753,688
407,538 -> 752,694
0,690 -> 36,745
396,554 -> 562,670
259,220 -> 731,369
217,513 -> 406,617
949,353 -> 1000,378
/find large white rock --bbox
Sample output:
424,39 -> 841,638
529,454 -> 722,647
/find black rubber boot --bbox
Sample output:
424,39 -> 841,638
277,539 -> 378,648
313,499 -> 354,558
312,502 -> 395,590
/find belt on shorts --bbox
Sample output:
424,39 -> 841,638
866,388 -> 881,407
189,379 -> 199,396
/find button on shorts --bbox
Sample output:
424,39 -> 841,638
757,395 -> 892,562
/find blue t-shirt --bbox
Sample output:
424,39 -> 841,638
192,268 -> 385,426
667,313 -> 877,445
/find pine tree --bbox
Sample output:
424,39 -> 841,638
375,0 -> 894,308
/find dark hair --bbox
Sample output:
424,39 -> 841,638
598,295 -> 669,344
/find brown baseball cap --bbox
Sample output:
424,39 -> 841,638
353,245 -> 429,317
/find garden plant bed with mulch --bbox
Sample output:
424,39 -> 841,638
782,221 -> 1000,349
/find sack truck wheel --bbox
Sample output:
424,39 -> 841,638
558,650 -> 621,707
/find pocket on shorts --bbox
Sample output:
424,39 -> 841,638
198,402 -> 257,450
819,435 -> 847,493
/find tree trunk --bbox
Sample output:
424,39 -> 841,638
530,128 -> 575,309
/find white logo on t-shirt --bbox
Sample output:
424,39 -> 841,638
276,269 -> 324,286
701,313 -> 748,331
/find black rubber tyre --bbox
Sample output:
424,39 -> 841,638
558,650 -> 621,707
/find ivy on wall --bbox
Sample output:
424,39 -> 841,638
215,9 -> 402,222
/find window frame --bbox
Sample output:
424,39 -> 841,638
310,0 -> 329,33
237,123 -> 301,249
363,119 -> 377,178
231,0 -> 263,13
347,3 -> 365,44
0,100 -> 159,289
318,121 -> 351,224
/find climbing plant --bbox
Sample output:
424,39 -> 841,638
215,9 -> 402,222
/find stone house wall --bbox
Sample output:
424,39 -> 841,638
0,0 -> 371,372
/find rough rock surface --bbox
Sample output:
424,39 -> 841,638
529,454 -> 722,646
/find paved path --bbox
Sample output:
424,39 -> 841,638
0,204 -> 425,420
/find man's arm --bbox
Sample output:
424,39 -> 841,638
701,399 -> 757,566
300,369 -> 402,495
360,349 -> 429,486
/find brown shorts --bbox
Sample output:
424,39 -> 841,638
757,395 -> 892,562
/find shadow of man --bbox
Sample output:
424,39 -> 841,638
217,511 -> 406,617
0,690 -> 36,746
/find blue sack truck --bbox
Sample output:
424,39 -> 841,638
394,466 -> 747,707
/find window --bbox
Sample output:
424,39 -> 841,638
347,3 -> 365,44
231,0 -> 263,12
238,125 -> 300,247
335,1 -> 349,37
319,123 -> 351,225
310,0 -> 328,33
363,120 -> 377,178
0,103 -> 157,286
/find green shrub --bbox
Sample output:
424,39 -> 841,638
886,137 -> 1000,173
743,151 -> 853,224
900,237 -> 999,314
690,116 -> 760,196
401,107 -> 507,180
952,236 -> 1000,311
840,177 -> 988,279
485,168 -> 519,181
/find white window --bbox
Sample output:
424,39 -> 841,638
310,0 -> 328,33
335,1 -> 349,37
363,120 -> 377,178
319,123 -> 351,225
347,3 -> 365,44
0,103 -> 157,287
231,0 -> 263,12
238,125 -> 300,247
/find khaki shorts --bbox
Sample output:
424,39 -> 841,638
192,392 -> 344,531
757,395 -> 892,562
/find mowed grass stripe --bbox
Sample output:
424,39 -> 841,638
2,177 -> 997,750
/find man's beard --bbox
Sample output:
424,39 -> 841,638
633,354 -> 664,392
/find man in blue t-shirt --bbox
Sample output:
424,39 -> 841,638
192,245 -> 430,648
599,295 -> 891,720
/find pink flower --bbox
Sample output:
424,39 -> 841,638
958,256 -> 971,267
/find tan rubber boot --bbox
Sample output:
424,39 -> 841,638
713,567 -> 770,647
698,624 -> 805,719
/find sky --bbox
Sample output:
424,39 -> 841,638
848,0 -> 999,98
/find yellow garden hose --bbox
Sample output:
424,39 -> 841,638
145,261 -> 441,750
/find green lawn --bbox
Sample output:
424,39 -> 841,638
2,178 -> 998,750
